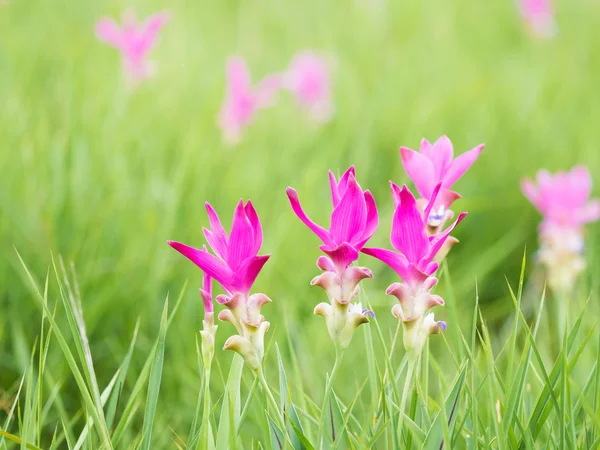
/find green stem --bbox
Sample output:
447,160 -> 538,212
319,345 -> 344,441
397,358 -> 416,444
199,366 -> 212,450
257,369 -> 287,434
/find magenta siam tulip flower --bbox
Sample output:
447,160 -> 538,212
95,10 -> 169,83
400,136 -> 483,229
283,51 -> 333,123
287,166 -> 377,348
168,200 -> 271,371
218,57 -> 282,145
198,251 -> 218,368
362,183 -> 467,359
519,0 -> 556,38
522,166 -> 600,294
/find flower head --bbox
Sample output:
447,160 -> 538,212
286,166 -> 378,271
169,200 -> 270,298
362,183 -> 466,285
218,57 -> 282,144
519,0 -> 556,38
169,200 -> 271,371
400,136 -> 484,209
95,10 -> 169,82
283,51 -> 333,123
522,166 -> 600,231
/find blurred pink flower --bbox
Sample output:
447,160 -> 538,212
519,0 -> 556,38
400,136 -> 484,209
283,51 -> 333,123
286,166 -> 378,272
95,10 -> 169,82
218,57 -> 282,144
522,166 -> 600,231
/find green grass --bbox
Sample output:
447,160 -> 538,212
1,0 -> 600,448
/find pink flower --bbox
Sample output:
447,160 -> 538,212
400,136 -> 484,209
519,0 -> 556,38
283,51 -> 333,123
286,166 -> 378,272
362,183 -> 466,285
168,200 -> 269,299
95,10 -> 169,82
199,246 -> 213,315
522,166 -> 600,231
218,57 -> 282,144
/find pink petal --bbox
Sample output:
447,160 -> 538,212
521,179 -> 542,212
316,256 -> 335,272
429,136 -> 455,180
200,287 -> 213,313
227,56 -> 252,98
399,147 -> 436,199
227,200 -> 256,270
419,138 -> 433,158
254,73 -> 283,109
330,173 -> 367,244
95,19 -> 123,48
168,241 -> 233,287
319,242 -> 359,270
328,171 -> 341,207
442,144 -> 484,189
423,183 -> 442,224
423,212 -> 467,264
231,255 -> 270,294
435,189 -> 462,209
390,185 -> 428,263
244,201 -> 263,255
361,247 -> 410,280
390,181 -> 402,209
138,11 -> 169,52
575,200 -> 600,224
204,203 -> 228,257
286,187 -> 333,245
336,166 -> 355,200
354,190 -> 378,249
568,166 -> 592,207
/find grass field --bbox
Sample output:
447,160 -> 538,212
2,0 -> 600,448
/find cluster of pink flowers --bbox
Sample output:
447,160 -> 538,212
218,52 -> 333,144
168,135 -> 483,369
287,136 -> 483,358
522,166 -> 600,294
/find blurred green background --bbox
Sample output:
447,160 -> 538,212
1,0 -> 600,446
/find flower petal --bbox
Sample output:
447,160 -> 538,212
227,200 -> 256,270
336,166 -> 356,200
95,19 -> 123,48
168,241 -> 233,287
429,136 -> 454,179
227,56 -> 252,97
354,190 -> 379,250
361,247 -> 410,279
442,143 -> 484,189
423,212 -> 467,265
286,187 -> 333,245
390,185 -> 428,263
575,200 -> 600,224
330,173 -> 367,244
138,11 -> 170,51
320,242 -> 359,270
244,200 -> 263,254
423,183 -> 442,224
231,255 -> 271,294
400,147 -> 436,199
328,170 -> 341,207
205,202 -> 228,255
